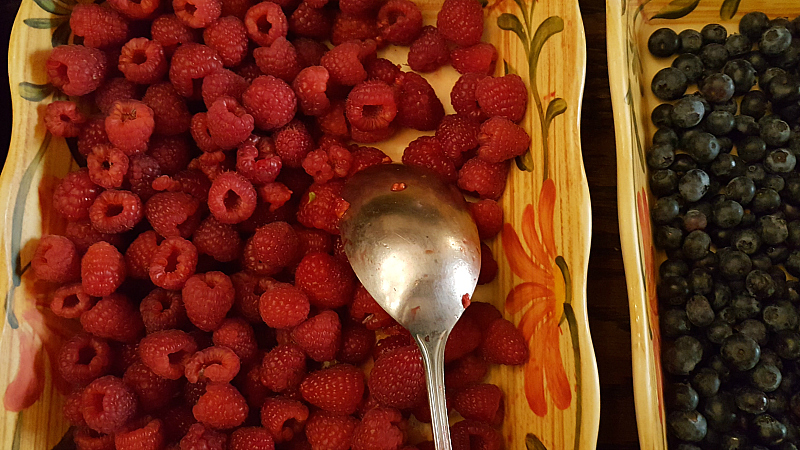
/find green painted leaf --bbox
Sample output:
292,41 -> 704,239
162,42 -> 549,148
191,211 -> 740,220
497,13 -> 528,49
503,60 -> 517,76
24,17 -> 66,29
529,16 -> 564,74
33,0 -> 71,15
526,434 -> 548,450
545,98 -> 567,127
720,0 -> 741,20
18,82 -> 54,102
515,151 -> 534,172
651,0 -> 700,19
51,20 -> 71,47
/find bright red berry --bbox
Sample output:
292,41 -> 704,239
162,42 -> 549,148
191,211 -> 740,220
352,407 -> 406,450
212,318 -> 258,365
185,346 -> 241,383
81,242 -> 127,297
457,158 -> 509,200
149,237 -> 199,290
396,72 -> 444,131
436,0 -> 484,47
297,180 -> 349,235
139,329 -> 199,380
450,73 -> 488,121
369,345 -> 426,409
480,317 -> 529,365
468,199 -> 503,240
53,169 -> 102,221
81,375 -> 137,434
95,77 -> 140,116
402,136 -> 457,183
81,294 -> 144,343
475,74 -> 528,122
477,116 -> 531,163
57,333 -> 112,386
119,38 -> 168,85
245,1 -> 289,46
321,41 -> 368,86
204,16 -> 248,67
50,283 -> 96,319
300,363 -> 365,415
295,252 -> 355,309
87,144 -> 129,189
408,26 -> 449,72
146,191 -> 202,238
32,235 -> 80,284
450,419 -> 503,450
230,427 -> 275,450
261,396 -> 309,443
305,411 -> 359,450
123,361 -> 182,413
115,417 -> 166,450
208,171 -> 258,224
346,80 -> 397,132
44,100 -> 86,138
105,100 -> 155,155
70,3 -> 130,49
46,45 -> 108,96
377,0 -> 423,45
207,96 -> 255,149
169,43 -> 223,99
254,37 -> 302,82
182,271 -> 235,332
291,310 -> 342,362
451,43 -> 497,75
243,75 -> 298,131
180,423 -> 227,450
174,0 -> 222,28
259,283 -> 310,328
293,65 -> 331,116
445,314 -> 482,363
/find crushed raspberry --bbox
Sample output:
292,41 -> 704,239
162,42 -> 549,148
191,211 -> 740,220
193,216 -> 241,262
140,288 -> 188,333
89,189 -> 143,234
479,317 -> 529,365
321,41 -> 368,86
231,271 -> 275,323
236,142 -> 282,185
338,322 -> 375,364
352,407 -> 405,450
291,310 -> 342,362
261,396 -> 309,443
346,80 -> 397,132
245,1 -> 289,46
87,145 -> 129,189
378,0 -> 423,45
243,75 -> 298,130
468,199 -> 503,240
289,3 -> 334,41
295,252 -> 355,309
450,419 -> 503,450
477,116 -> 531,163
437,0 -> 483,47
180,423 -> 227,449
78,118 -> 112,158
95,78 -> 140,117
254,37 -> 302,82
243,221 -> 300,275
373,334 -> 412,360
258,181 -> 293,211
65,219 -> 123,254
208,172 -> 258,224
202,69 -> 250,109
81,242 -> 127,297
142,82 -> 192,136
118,38 -> 168,85
451,73 -> 488,121
402,136 -> 457,183
44,101 -> 86,138
182,271 -> 235,331
47,45 -> 108,96
300,363 -> 364,415
174,0 -> 222,28
457,158 -> 509,200
204,16 -> 248,67
259,283 -> 310,328
139,329 -> 198,379
230,427 -> 275,450
57,334 -> 112,386
108,0 -> 160,20
32,235 -> 81,284
369,345 -> 425,409
297,180 -> 349,234
331,13 -> 379,46
169,43 -> 223,99
115,417 -> 166,450
261,343 -> 306,392
185,346 -> 241,383
212,318 -> 258,365
151,14 -> 201,57
408,26 -> 449,72
207,96 -> 255,149
306,411 -> 359,450
81,294 -> 144,343
303,146 -> 350,184
275,120 -> 314,168
451,43 -> 497,75
63,390 -> 87,426
73,427 -> 115,450
476,74 -> 528,122
148,135 -> 192,176
350,284 -> 397,330
105,100 -> 155,156
293,66 -> 331,117
51,283 -> 96,319
149,236 -> 199,290
396,72 -> 444,131
81,375 -> 138,434
190,112 -> 221,153
70,4 -> 130,49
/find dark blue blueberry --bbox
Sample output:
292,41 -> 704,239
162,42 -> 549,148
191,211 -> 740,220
765,149 -> 797,173
751,252 -> 773,270
725,33 -> 752,57
653,127 -> 679,147
667,382 -> 699,412
711,153 -> 741,179
725,176 -> 756,204
651,169 -> 679,196
701,72 -> 735,102
672,54 -> 705,84
691,367 -> 720,397
661,258 -> 690,278
700,43 -> 730,71
702,23 -> 727,45
738,136 -> 767,163
703,110 -> 735,136
762,174 -> 785,192
753,414 -> 787,446
785,250 -> 800,277
740,90 -> 770,119
751,188 -> 782,214
759,214 -> 789,245
683,230 -> 710,260
732,229 -> 761,255
783,177 -> 800,204
760,26 -> 793,56
651,196 -> 680,224
736,319 -> 768,346
721,333 -> 761,371
662,308 -> 692,337
682,209 -> 708,232
664,335 -> 703,375
656,225 -> 684,250
759,67 -> 786,91
703,392 -> 737,432
648,27 -> 680,57
751,363 -> 782,393
679,29 -> 703,53
679,169 -> 710,202
722,59 -> 757,95
746,269 -> 777,299
651,103 -> 674,127
787,280 -> 800,303
732,293 -> 762,320
768,72 -> 800,103
735,114 -> 761,136
686,294 -> 714,327
671,96 -> 706,128
646,143 -> 675,170
712,200 -> 744,228
689,268 -> 713,295
658,275 -> 690,304
774,331 -> 800,360
708,320 -> 734,344
713,97 -> 739,114
652,67 -> 689,101
767,391 -> 789,416
787,220 -> 800,246
761,118 -> 792,147
778,100 -> 800,125
667,410 -> 707,442
771,39 -> 800,71
711,284 -> 731,310
718,248 -> 753,279
746,51 -> 769,74
740,11 -> 771,42
734,386 -> 768,414
686,133 -> 720,164
763,300 -> 799,332
671,154 -> 698,174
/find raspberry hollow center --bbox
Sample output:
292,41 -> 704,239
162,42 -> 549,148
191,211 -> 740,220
105,203 -> 124,217
185,3 -> 197,15
77,345 -> 97,365
62,294 -> 80,310
256,16 -> 272,34
131,50 -> 147,65
224,190 -> 242,210
164,250 -> 180,273
362,104 -> 383,118
169,348 -> 191,366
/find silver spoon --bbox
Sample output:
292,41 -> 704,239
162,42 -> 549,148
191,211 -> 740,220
340,164 -> 481,450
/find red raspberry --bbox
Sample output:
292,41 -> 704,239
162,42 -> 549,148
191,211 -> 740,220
145,192 -> 202,239
73,427 -> 115,450
81,375 -> 137,434
317,100 -> 350,138
377,0 -> 423,45
407,26 -> 449,73
191,216 -> 241,262
125,154 -> 161,202
260,397 -> 309,443
245,1 -> 289,46
457,158 -> 509,200
70,4 -> 130,49
254,37 -> 302,82
445,315 -> 481,362
261,343 -> 306,392
275,120 -> 314,168
139,329 -> 198,379
185,346 -> 241,383
44,100 -> 86,138
182,271 -> 235,332
435,115 -> 478,162
208,172 -> 258,224
295,252 -> 355,308
300,363 -> 364,414
467,199 -> 503,241
151,14 -> 201,57
108,0 -> 160,20
402,137 -> 457,183
477,242 -> 498,284
289,3 -> 333,41
370,345 -> 425,409
338,322 -> 375,364
174,0 -> 222,28
169,43 -> 223,99
184,379 -> 210,406
345,80 -> 396,132
115,417 -> 166,450
239,364 -> 271,410
453,384 -> 503,425
180,423 -> 227,449
221,0 -> 253,18
212,318 -> 258,365
479,317 -> 528,365
352,407 -> 405,450
258,181 -> 293,211
105,100 -> 155,155
81,242 -> 126,297
142,83 -> 192,136
230,427 -> 275,450
450,419 -> 502,450
119,38 -> 168,85
302,145 -> 352,183
236,144 -> 281,187
259,283 -> 310,328
451,43 -> 497,75
51,283 -> 96,319
374,335 -> 412,362
445,353 -> 488,391
294,37 -> 329,67
321,41 -> 368,86
149,237 -> 199,290
331,13 -> 378,46
462,300 -> 502,332
148,136 -> 191,176
88,189 -> 143,234
338,0 -> 378,15
63,390 -> 87,426
78,118 -> 112,158
231,272 -> 274,323
31,235 -> 80,283
207,96 -> 255,149
437,0 -> 483,46
295,226 -> 332,256
202,69 -> 250,109
396,72 -> 444,131
47,45 -> 108,96
477,116 -> 530,162
57,334 -> 112,386
291,310 -> 341,362
350,284 -> 396,330
348,146 -> 392,176
140,288 -> 188,333
65,220 -> 123,254
475,74 -> 528,122
297,180 -> 349,234
243,75 -> 298,130
204,16 -> 248,67
86,145 -> 128,189
350,122 -> 397,143
363,59 -> 398,88
95,78 -> 140,117
170,169 -> 213,201
81,294 -> 144,343
450,73 -> 488,121
190,112 -> 220,153
306,411 -> 359,450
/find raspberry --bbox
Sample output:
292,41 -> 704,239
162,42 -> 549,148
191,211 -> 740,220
31,235 -> 80,283
95,78 -> 140,117
352,407 -> 405,450
275,120 -> 315,168
230,427 -> 275,450
343,146 -> 387,177
289,3 -> 333,41
172,169 -> 213,201
451,43 -> 497,75
185,346 -> 241,383
239,364 -> 271,411
190,113 -> 220,153
51,283 -> 95,319
350,284 -> 396,330
57,334 -> 112,386
202,69 -> 250,109
190,216 -> 240,262
476,116 -> 531,163
169,44 -> 223,99
258,283 -> 310,328
86,145 -> 128,190
475,74 -> 528,122
377,0 -> 423,45
140,288 -> 188,333
148,137 -> 191,177
145,192 -> 201,239
81,242 -> 126,297
445,315 -> 481,362
317,100 -> 350,138
295,252 -> 355,308
47,45 -> 108,96
212,318 -> 258,365
119,38 -> 168,85
306,411 -> 359,450
321,41 -> 368,86
450,420 -> 502,450
451,73 -> 488,121
78,118 -> 112,158
302,145 -> 352,183
345,81 -> 396,132
175,0 -> 222,28
70,4 -> 130,49
81,375 -> 137,434
462,300 -> 502,332
331,13 -> 378,45
231,272 -> 275,323
123,155 -> 157,202
139,329 -> 198,379
204,16 -> 248,67
370,345 -> 426,409
297,180 -> 349,234
338,322 -> 375,364
402,137 -> 456,183
407,26 -> 449,73
260,397 -> 309,443
115,417 -> 166,450
44,101 -> 86,138
437,0 -> 483,47
479,317 -> 528,365
152,14 -> 201,57
243,75 -> 298,130
108,0 -> 160,20
184,379 -> 210,406
180,423 -> 227,449
149,237 -> 199,290
254,37 -> 302,82
207,96 -> 255,149
445,353 -> 488,391
294,226 -> 332,256
350,124 -> 397,143
434,115 -> 478,163
261,343 -> 306,392
221,0 -> 253,18
236,144 -> 281,186
88,190 -> 142,235
477,243 -> 498,284
81,294 -> 144,343
182,271 -> 235,331
73,427 -> 115,450
452,384 -> 503,425
396,72 -> 444,131
65,220 -> 122,254
194,148 -> 234,181
291,310 -> 341,362
64,390 -> 87,426
374,336 -> 413,362
457,158 -> 509,200
300,363 -> 364,414
467,199 -> 503,241
294,37 -> 329,68
258,182 -> 293,211
105,100 -> 155,155
208,172 -> 258,224
142,83 -> 192,136
245,1 -> 289,46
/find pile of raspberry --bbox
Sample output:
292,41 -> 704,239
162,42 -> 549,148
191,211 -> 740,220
35,0 -> 533,448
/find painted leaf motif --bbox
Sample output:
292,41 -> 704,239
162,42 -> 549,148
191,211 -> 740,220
652,0 -> 701,19
18,82 -> 54,102
545,98 -> 567,128
503,59 -> 517,76
24,17 -> 66,29
33,0 -> 71,15
720,0 -> 741,20
497,13 -> 528,49
515,151 -> 534,172
526,433 -> 548,450
52,21 -> 71,47
530,16 -> 564,75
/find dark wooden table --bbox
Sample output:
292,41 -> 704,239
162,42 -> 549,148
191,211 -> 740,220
0,0 -> 641,448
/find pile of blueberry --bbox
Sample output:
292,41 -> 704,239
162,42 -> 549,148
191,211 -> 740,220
647,11 -> 800,450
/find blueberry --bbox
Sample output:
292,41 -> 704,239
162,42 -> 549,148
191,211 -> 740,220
774,331 -> 800,359
662,308 -> 693,337
759,214 -> 789,245
725,33 -> 752,58
725,176 -> 756,204
787,280 -> 800,302
648,27 -> 680,57
682,209 -> 708,232
651,169 -> 679,196
751,252 -> 772,269
658,275 -> 690,304
735,386 -> 768,414
682,230 -> 710,260
768,72 -> 800,103
732,293 -> 762,320
719,433 -> 748,450
679,169 -> 710,202
790,221 -> 800,247
778,100 -> 800,124
667,410 -> 707,442
703,392 -> 737,432
653,127 -> 679,147
652,67 -> 689,101
664,335 -> 703,375
668,382 -> 700,412
714,97 -> 739,115
760,26 -> 793,56
656,225 -> 684,251
671,154 -> 698,174
702,23 -> 728,45
711,153 -> 741,179
753,414 -> 787,446
671,96 -> 706,129
708,320 -> 734,344
672,54 -> 705,84
735,114 -> 760,136
772,40 -> 800,70
746,51 -> 769,74
738,136 -> 767,163
703,110 -> 735,136
763,300 -> 799,332
646,143 -> 675,170
679,29 -> 703,53
718,248 -> 753,279
700,43 -> 730,71
745,269 -> 776,300
763,174 -> 785,192
721,333 -> 761,371
689,268 -> 713,295
686,294 -> 715,327
751,363 -> 782,393
765,149 -> 796,174
722,59 -> 757,95
712,284 -> 731,310
713,200 -> 744,228
751,188 -> 782,214
651,103 -> 674,127
761,118 -> 792,147
661,258 -> 690,278
759,67 -> 786,91
651,196 -> 680,225
785,177 -> 800,204
767,391 -> 789,415
740,90 -> 770,119
740,11 -> 771,42
691,367 -> 720,397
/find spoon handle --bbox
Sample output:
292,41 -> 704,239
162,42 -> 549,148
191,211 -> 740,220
415,331 -> 452,450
